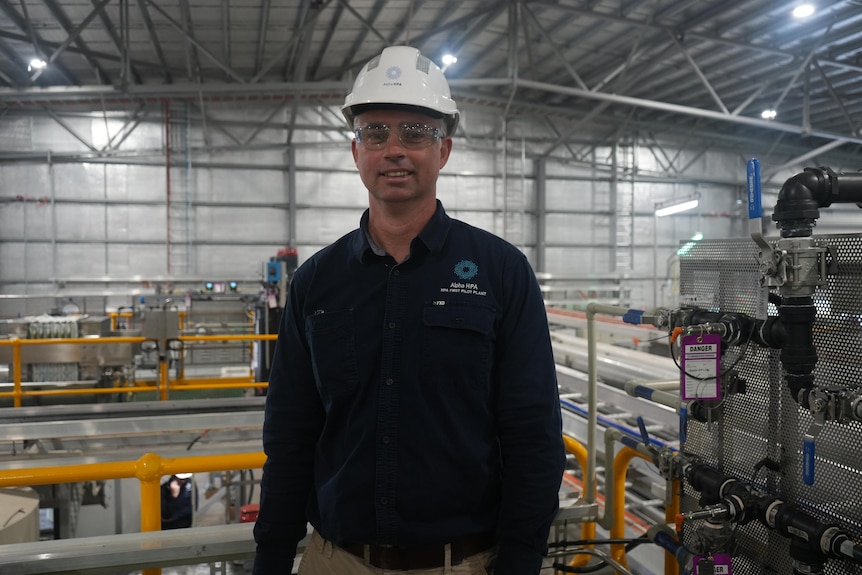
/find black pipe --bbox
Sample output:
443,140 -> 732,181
669,308 -> 784,348
777,298 -> 818,408
686,462 -> 862,568
772,167 -> 862,238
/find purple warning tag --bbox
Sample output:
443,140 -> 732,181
680,333 -> 721,400
693,553 -> 732,574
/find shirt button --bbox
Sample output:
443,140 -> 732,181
388,322 -> 396,329
393,269 -> 400,276
380,497 -> 388,505
382,436 -> 390,444
385,378 -> 394,386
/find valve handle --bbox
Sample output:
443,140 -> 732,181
803,437 -> 815,486
679,405 -> 688,444
748,158 -> 773,256
803,417 -> 824,486
637,415 -> 650,446
747,158 -> 762,220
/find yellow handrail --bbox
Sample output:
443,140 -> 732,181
0,451 -> 266,575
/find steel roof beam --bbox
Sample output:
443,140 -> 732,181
309,1 -> 344,80
92,0 -> 142,84
144,0 -> 230,83
521,4 -> 587,90
0,36 -> 29,86
336,0 -> 388,78
250,0 -> 333,84
0,28 -> 164,71
135,0 -> 171,83
42,105 -> 98,151
221,0 -> 231,80
33,0 -> 112,84
323,4 -> 502,81
41,0 -> 112,84
0,0 -> 78,84
254,0 -> 271,77
505,77 -> 861,146
669,31 -> 728,114
178,0 -> 202,83
283,0 -> 310,81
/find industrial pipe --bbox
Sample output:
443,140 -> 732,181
563,435 -> 597,567
603,427 -> 680,575
625,381 -> 682,412
585,303 -> 634,507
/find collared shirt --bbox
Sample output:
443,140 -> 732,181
253,201 -> 564,575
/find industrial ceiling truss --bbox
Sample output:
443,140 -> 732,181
0,0 -> 861,162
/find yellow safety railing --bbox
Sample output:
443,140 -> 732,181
610,446 -> 680,575
107,311 -> 135,331
0,334 -> 277,407
0,451 -> 266,575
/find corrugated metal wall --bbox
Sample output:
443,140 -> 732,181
1,103 -> 858,317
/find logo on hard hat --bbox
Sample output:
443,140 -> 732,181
386,66 -> 402,80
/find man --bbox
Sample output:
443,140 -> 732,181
253,46 -> 564,575
161,473 -> 194,530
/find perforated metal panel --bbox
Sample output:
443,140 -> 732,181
679,234 -> 862,574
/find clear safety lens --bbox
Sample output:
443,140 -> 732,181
354,123 -> 441,150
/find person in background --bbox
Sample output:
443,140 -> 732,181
253,45 -> 565,575
161,473 -> 194,530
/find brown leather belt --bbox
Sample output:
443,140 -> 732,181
341,531 -> 496,570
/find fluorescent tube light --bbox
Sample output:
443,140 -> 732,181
655,198 -> 699,217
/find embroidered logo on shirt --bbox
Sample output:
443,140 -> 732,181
454,260 -> 478,280
440,260 -> 486,296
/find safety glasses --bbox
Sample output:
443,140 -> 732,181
354,123 -> 442,150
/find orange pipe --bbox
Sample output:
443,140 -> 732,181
180,334 -> 278,342
108,312 -> 134,330
562,436 -> 596,568
12,338 -> 22,408
610,446 -> 650,568
0,386 -> 157,398
159,359 -> 169,401
609,447 -> 681,573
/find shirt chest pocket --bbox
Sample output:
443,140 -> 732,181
421,304 -> 496,390
306,309 -> 359,398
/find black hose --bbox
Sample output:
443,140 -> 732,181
549,534 -> 652,574
551,560 -> 607,574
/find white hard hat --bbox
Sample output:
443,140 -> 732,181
342,46 -> 460,137
175,473 -> 192,479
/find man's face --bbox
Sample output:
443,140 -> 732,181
351,108 -> 452,206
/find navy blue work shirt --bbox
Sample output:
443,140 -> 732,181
253,201 -> 564,575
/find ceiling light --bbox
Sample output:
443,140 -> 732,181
655,197 -> 699,217
441,54 -> 458,74
761,109 -> 777,120
28,58 -> 46,71
792,4 -> 815,18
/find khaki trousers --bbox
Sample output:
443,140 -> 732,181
298,530 -> 496,575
